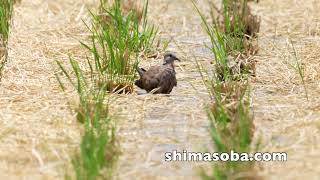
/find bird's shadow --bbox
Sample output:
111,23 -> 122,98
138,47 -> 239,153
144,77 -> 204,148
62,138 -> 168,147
136,88 -> 172,97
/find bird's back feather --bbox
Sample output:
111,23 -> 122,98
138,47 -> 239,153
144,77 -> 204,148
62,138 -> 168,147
136,63 -> 177,94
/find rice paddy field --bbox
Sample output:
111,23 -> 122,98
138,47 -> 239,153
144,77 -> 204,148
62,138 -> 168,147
0,0 -> 319,179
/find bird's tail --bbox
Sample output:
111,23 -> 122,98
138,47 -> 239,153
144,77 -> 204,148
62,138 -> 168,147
135,79 -> 144,89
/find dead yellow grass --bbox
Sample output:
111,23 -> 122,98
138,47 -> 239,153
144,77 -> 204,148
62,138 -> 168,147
0,0 -> 94,178
252,0 -> 320,179
113,1 -> 215,179
0,0 -> 212,179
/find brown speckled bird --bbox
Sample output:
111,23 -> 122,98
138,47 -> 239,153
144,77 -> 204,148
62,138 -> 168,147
135,53 -> 180,94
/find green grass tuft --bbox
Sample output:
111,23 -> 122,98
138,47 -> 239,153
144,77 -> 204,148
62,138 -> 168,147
0,0 -> 13,45
83,0 -> 159,93
192,0 -> 259,179
56,0 -> 160,178
0,0 -> 13,77
56,56 -> 119,180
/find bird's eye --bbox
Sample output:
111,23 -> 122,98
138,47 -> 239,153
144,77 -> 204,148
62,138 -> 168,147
169,54 -> 172,57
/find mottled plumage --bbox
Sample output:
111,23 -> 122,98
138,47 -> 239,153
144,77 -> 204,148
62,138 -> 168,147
135,53 -> 180,94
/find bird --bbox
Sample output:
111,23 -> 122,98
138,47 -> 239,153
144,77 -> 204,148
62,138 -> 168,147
135,53 -> 180,94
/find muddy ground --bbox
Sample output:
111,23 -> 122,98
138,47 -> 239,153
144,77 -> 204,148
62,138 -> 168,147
0,0 -> 319,179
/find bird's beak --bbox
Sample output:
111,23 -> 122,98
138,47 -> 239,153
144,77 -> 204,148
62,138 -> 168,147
175,57 -> 181,62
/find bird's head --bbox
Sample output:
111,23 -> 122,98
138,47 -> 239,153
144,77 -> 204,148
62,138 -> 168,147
163,52 -> 180,65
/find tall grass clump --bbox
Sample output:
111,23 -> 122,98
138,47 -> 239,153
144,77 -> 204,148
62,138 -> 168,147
193,0 -> 258,82
195,53 -> 257,179
56,0 -> 159,178
0,0 -> 13,76
209,0 -> 260,55
56,57 -> 119,180
85,0 -> 158,93
201,80 -> 257,180
192,0 -> 259,179
97,0 -> 158,53
71,90 -> 118,180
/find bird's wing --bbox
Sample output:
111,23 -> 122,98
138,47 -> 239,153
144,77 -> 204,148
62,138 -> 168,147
135,79 -> 144,89
141,65 -> 162,92
146,66 -> 161,74
158,68 -> 177,94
